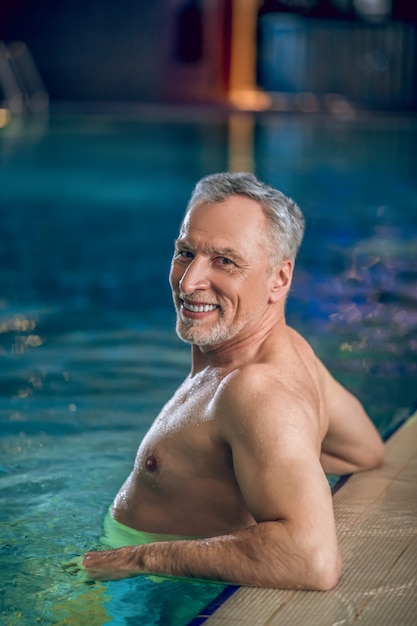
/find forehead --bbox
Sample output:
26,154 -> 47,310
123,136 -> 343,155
179,196 -> 268,253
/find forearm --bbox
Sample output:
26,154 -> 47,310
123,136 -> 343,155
133,529 -> 281,587
320,437 -> 385,476
320,451 -> 369,476
83,521 -> 341,590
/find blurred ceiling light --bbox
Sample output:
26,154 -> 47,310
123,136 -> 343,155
294,92 -> 319,113
324,93 -> 355,119
270,93 -> 290,111
353,0 -> 392,22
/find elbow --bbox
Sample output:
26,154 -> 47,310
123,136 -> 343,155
360,437 -> 385,472
348,432 -> 385,474
306,546 -> 342,591
370,438 -> 385,470
314,556 -> 341,591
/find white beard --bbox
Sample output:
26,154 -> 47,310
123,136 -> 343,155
175,310 -> 248,348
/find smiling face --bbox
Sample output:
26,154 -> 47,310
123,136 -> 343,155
169,196 -> 291,349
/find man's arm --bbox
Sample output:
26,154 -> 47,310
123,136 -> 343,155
317,359 -> 385,475
83,519 -> 339,588
83,369 -> 341,589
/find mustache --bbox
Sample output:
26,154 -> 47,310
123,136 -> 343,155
178,291 -> 219,306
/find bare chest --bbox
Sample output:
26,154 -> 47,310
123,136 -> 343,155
134,375 -> 231,481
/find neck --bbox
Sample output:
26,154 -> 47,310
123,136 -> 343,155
189,309 -> 287,376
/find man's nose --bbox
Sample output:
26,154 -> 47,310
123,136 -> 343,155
179,257 -> 210,294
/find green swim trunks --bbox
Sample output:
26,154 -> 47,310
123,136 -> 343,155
98,508 -> 221,585
100,508 -> 202,549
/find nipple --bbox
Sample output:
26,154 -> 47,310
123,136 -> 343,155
145,455 -> 158,472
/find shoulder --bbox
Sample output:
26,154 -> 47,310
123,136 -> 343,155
216,363 -> 289,413
212,362 -> 321,449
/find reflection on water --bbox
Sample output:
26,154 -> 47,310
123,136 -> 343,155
257,115 -> 417,433
292,221 -> 417,434
1,112 -> 416,624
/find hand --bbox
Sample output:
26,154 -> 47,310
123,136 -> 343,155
82,546 -> 144,581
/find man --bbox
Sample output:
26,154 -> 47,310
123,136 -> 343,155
83,172 -> 384,589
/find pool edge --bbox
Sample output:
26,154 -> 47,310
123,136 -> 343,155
187,403 -> 417,625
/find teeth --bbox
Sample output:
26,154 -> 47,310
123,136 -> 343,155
183,302 -> 217,313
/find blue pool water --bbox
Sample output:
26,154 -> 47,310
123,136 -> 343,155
1,110 -> 417,624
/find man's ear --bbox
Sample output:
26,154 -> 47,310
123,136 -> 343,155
268,259 -> 293,303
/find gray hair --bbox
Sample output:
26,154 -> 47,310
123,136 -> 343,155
185,172 -> 305,265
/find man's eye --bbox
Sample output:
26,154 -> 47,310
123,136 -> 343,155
176,250 -> 193,260
215,257 -> 233,266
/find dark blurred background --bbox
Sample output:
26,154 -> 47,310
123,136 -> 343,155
1,0 -> 416,114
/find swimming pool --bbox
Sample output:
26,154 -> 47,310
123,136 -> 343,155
1,109 -> 416,624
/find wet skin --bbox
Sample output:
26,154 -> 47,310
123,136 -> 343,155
84,196 -> 384,588
111,197 -> 295,536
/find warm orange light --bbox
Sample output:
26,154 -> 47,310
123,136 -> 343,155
0,108 -> 11,128
229,89 -> 272,111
